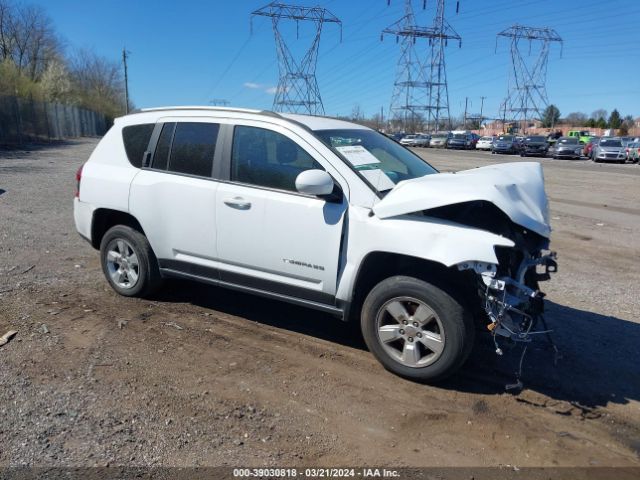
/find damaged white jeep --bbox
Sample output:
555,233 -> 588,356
74,107 -> 556,382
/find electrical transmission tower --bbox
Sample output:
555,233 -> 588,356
383,0 -> 461,132
496,25 -> 562,130
251,2 -> 341,116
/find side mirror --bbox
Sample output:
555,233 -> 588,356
295,169 -> 334,197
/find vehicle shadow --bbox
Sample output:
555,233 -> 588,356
158,280 -> 367,350
158,283 -> 639,410
442,300 -> 640,410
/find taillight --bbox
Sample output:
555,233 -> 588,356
75,164 -> 84,198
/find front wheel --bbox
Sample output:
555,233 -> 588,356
361,276 -> 474,382
100,225 -> 163,297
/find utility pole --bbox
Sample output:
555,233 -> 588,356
463,96 -> 468,128
479,96 -> 486,128
122,48 -> 130,114
251,3 -> 342,115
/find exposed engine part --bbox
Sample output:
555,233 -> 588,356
458,250 -> 559,390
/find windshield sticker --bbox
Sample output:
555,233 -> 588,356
360,169 -> 396,192
335,145 -> 381,167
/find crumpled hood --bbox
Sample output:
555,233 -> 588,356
373,162 -> 551,238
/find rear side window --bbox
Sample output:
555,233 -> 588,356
168,122 -> 219,177
122,124 -> 154,167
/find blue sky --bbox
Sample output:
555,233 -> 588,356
31,0 -> 640,120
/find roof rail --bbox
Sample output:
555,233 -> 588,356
139,105 -> 263,114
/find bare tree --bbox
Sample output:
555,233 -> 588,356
564,112 -> 588,126
0,0 -> 15,61
0,1 -> 59,80
69,48 -> 125,118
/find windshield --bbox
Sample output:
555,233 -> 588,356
315,129 -> 438,194
559,138 -> 578,144
432,134 -> 447,139
525,136 -> 546,142
480,136 -> 492,141
497,135 -> 513,141
453,134 -> 467,139
404,135 -> 417,139
600,139 -> 622,147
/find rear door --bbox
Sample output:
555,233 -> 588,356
129,119 -> 222,270
215,122 -> 348,304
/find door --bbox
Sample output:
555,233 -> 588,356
130,120 -> 221,269
215,123 -> 347,304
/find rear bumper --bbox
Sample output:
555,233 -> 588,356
73,198 -> 95,245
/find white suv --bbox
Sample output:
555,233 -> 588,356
74,107 -> 557,382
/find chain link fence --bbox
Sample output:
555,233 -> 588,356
0,95 -> 108,145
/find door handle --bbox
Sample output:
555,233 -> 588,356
223,197 -> 251,210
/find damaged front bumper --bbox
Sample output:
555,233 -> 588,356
458,252 -> 558,385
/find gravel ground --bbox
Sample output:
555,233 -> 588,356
0,139 -> 639,469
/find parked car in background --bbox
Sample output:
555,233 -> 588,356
400,134 -> 419,147
469,133 -> 480,149
491,134 -> 516,154
592,137 -> 627,163
390,133 -> 405,142
476,136 -> 494,150
520,135 -> 549,157
584,136 -> 600,158
513,136 -> 526,154
620,137 -> 635,147
625,142 -> 640,163
429,133 -> 450,148
567,130 -> 592,144
447,131 -> 475,149
415,134 -> 431,147
549,137 -> 582,159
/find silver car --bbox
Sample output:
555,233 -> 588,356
429,133 -> 450,148
550,137 -> 582,159
592,138 -> 627,163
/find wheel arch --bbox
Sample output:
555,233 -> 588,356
91,208 -> 146,250
345,251 -> 478,323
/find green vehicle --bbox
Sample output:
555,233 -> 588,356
567,130 -> 592,144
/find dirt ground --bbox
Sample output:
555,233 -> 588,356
0,139 -> 639,469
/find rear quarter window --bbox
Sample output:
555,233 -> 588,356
122,124 -> 155,168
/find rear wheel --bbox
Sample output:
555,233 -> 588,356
361,276 -> 474,382
100,225 -> 162,297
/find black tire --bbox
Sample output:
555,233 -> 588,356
100,225 -> 162,298
360,276 -> 474,382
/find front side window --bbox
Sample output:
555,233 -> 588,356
314,129 -> 437,194
231,126 -> 322,192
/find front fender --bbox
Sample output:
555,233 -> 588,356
335,207 -> 514,301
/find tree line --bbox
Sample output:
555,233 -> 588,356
542,105 -> 636,135
0,0 -> 126,121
